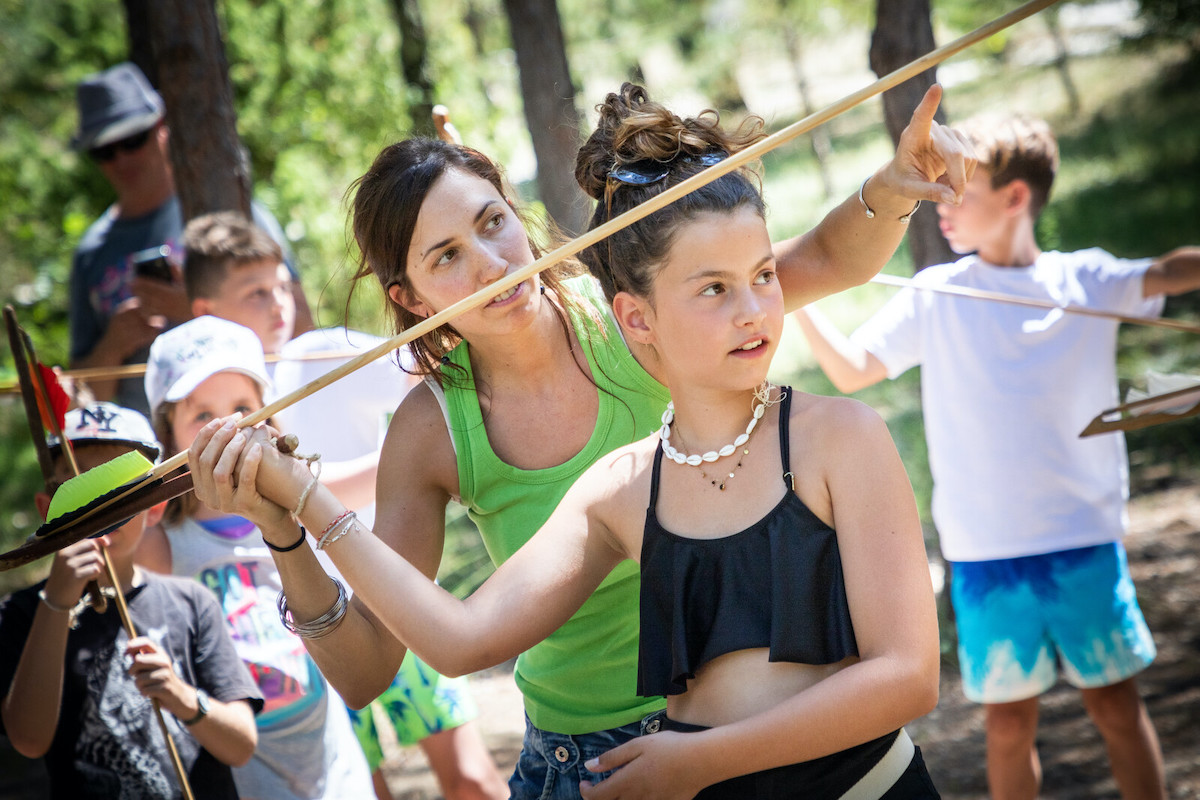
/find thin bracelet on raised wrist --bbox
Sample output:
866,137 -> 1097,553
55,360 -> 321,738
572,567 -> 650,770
858,175 -> 921,224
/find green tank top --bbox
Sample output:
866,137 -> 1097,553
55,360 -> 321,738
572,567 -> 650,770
439,276 -> 669,734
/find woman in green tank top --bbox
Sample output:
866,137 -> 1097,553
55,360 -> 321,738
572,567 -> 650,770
189,83 -> 972,799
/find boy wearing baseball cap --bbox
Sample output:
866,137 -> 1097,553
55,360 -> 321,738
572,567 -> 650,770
0,401 -> 261,799
139,315 -> 374,800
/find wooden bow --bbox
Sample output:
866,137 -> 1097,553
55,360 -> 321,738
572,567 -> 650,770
1080,384 -> 1200,437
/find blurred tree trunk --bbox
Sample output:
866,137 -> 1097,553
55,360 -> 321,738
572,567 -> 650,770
780,18 -> 835,200
122,0 -> 157,87
390,0 -> 436,137
1045,6 -> 1082,115
142,0 -> 251,222
869,0 -> 955,272
501,0 -> 588,236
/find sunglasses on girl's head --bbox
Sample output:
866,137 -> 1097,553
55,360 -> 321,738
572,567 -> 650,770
608,151 -> 727,186
88,127 -> 155,162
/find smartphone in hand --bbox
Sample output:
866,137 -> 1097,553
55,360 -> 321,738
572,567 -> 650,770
131,245 -> 174,283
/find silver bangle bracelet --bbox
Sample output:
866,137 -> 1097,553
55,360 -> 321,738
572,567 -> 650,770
858,176 -> 921,224
277,577 -> 348,640
39,589 -> 82,629
37,588 -> 73,613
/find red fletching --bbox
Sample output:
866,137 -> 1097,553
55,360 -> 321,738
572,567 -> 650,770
35,363 -> 70,432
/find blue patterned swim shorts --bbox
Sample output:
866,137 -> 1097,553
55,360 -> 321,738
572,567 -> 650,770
950,541 -> 1155,704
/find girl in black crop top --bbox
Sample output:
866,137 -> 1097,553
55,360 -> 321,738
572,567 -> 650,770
191,83 -> 967,798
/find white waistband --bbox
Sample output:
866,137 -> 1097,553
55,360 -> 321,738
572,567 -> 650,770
838,728 -> 915,800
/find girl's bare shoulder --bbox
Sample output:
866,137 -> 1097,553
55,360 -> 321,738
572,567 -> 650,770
786,388 -> 892,452
557,434 -> 658,549
578,434 -> 659,502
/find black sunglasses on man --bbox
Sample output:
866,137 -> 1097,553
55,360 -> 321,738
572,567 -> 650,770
88,124 -> 157,163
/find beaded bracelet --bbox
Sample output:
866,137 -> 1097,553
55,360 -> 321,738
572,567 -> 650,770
317,511 -> 358,550
858,176 -> 921,224
277,577 -> 348,640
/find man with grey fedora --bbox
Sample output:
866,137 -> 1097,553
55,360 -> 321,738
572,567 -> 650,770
68,61 -> 311,415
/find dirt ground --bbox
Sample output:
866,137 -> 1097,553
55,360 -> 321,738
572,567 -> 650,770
381,480 -> 1200,799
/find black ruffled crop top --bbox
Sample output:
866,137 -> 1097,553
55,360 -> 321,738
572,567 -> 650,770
637,388 -> 858,697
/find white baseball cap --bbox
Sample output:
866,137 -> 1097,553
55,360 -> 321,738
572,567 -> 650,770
49,401 -> 162,463
145,316 -> 272,415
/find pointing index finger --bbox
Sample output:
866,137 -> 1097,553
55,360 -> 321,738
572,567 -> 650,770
908,83 -> 943,138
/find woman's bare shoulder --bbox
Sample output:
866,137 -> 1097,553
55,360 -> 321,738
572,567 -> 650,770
546,435 -> 658,523
379,380 -> 460,493
590,434 -> 659,488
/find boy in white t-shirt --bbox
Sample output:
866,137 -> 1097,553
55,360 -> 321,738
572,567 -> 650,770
793,114 -> 1200,800
178,212 -> 507,800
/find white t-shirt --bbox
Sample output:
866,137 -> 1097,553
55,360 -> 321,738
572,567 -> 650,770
270,328 -> 417,528
851,249 -> 1164,562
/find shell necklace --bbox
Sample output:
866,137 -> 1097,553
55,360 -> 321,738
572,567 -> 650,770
659,383 -> 776,489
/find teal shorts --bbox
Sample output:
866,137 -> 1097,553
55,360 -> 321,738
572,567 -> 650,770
347,653 -> 479,771
950,541 -> 1156,704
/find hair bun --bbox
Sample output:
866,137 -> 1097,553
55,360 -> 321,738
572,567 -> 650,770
576,83 -> 763,200
575,83 -> 713,199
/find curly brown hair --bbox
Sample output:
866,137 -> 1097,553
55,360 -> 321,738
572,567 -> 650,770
575,83 -> 769,304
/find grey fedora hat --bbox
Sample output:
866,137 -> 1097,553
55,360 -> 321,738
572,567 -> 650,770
72,62 -> 165,152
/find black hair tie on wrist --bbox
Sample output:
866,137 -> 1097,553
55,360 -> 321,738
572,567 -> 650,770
265,526 -> 308,553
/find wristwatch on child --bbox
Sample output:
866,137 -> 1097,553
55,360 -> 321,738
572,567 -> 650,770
181,687 -> 210,726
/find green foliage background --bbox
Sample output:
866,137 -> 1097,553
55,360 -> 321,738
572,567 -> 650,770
1,0 -> 1198,595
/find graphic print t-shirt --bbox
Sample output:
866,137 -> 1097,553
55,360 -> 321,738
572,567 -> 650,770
163,516 -> 325,725
0,575 -> 259,799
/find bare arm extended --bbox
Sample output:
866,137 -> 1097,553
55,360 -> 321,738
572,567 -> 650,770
187,386 -> 458,706
191,411 -> 635,678
1142,246 -> 1200,297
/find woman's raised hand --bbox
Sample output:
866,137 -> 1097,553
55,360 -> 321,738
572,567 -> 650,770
874,83 -> 977,207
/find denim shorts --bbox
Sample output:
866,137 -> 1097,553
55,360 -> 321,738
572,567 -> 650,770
951,541 -> 1156,704
506,714 -> 649,800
